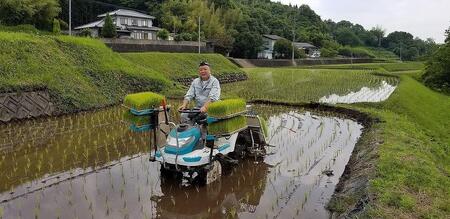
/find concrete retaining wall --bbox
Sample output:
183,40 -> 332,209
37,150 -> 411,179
102,38 -> 214,53
176,73 -> 248,86
0,91 -> 54,122
230,58 -> 384,68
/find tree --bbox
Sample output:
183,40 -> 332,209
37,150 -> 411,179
335,28 -> 362,46
101,13 -> 117,38
445,26 -> 450,43
422,42 -> 450,93
0,0 -> 60,29
52,18 -> 61,34
274,39 -> 292,59
157,28 -> 169,40
229,31 -> 263,58
371,25 -> 385,47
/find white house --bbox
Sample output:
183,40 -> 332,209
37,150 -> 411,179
74,9 -> 161,40
257,34 -> 285,59
293,42 -> 321,58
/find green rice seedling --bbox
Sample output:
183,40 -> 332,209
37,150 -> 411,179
259,116 -> 269,138
123,92 -> 164,110
208,116 -> 247,135
207,99 -> 246,118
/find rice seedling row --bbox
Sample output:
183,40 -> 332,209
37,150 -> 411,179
0,103 -> 362,218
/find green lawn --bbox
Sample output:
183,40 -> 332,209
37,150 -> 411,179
222,68 -> 398,102
121,52 -> 244,79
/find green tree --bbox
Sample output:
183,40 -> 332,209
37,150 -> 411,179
422,42 -> 450,93
445,26 -> 450,43
52,18 -> 60,34
157,28 -> 169,40
336,28 -> 362,46
370,25 -> 385,47
0,0 -> 60,29
274,38 -> 292,59
229,31 -> 263,58
101,13 -> 117,38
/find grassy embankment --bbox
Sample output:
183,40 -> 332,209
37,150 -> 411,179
121,52 -> 244,79
222,65 -> 449,218
0,31 -> 171,113
0,31 -> 242,113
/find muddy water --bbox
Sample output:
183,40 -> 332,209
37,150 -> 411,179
319,80 -> 397,104
0,105 -> 362,218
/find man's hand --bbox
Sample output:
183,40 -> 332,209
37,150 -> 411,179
200,105 -> 208,113
178,104 -> 186,111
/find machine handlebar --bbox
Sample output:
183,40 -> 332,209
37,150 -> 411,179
178,109 -> 201,114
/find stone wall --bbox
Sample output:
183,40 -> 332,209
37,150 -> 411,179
0,91 -> 54,122
102,38 -> 214,53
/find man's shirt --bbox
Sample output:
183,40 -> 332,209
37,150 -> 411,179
184,75 -> 221,108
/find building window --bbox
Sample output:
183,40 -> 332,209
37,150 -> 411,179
142,20 -> 148,27
131,19 -> 138,26
120,18 -> 127,25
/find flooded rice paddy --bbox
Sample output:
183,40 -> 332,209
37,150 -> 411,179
0,105 -> 362,218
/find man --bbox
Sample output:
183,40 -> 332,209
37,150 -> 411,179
178,61 -> 221,122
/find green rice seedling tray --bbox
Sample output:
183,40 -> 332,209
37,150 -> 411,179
123,92 -> 164,112
207,99 -> 246,119
208,116 -> 248,136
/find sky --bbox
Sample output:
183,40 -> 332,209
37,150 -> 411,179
273,0 -> 450,43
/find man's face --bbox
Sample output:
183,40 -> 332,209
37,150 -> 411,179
198,65 -> 211,80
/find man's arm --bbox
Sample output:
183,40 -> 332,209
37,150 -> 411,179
179,81 -> 195,110
200,79 -> 221,113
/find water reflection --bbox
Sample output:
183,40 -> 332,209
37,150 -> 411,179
319,80 -> 397,104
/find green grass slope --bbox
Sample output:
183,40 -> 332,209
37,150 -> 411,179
360,76 -> 450,218
121,52 -> 245,79
0,32 -> 172,113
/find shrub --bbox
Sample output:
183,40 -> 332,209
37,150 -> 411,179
207,99 -> 246,118
52,18 -> 61,34
320,48 -> 338,57
157,29 -> 169,40
0,24 -> 40,34
78,28 -> 92,37
123,92 -> 165,110
338,47 -> 375,58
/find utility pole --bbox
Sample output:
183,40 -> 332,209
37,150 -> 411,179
69,0 -> 72,35
198,16 -> 201,54
291,30 -> 295,63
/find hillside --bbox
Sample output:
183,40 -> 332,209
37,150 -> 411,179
0,32 -> 172,113
121,52 -> 244,79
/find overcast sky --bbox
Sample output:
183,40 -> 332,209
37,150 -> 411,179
274,0 -> 450,43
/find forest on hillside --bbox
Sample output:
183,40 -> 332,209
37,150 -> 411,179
0,0 -> 444,60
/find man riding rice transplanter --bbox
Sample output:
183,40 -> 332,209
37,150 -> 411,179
178,61 -> 221,123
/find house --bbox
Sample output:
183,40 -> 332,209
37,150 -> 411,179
257,34 -> 286,59
293,42 -> 320,58
74,9 -> 161,40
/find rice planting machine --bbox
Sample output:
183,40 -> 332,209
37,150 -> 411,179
123,92 -> 268,184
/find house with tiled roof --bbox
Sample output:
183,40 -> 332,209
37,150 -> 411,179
74,9 -> 161,40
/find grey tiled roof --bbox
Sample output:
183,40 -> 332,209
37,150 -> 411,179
293,42 -> 317,49
263,34 -> 285,40
74,19 -> 104,29
98,9 -> 155,19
